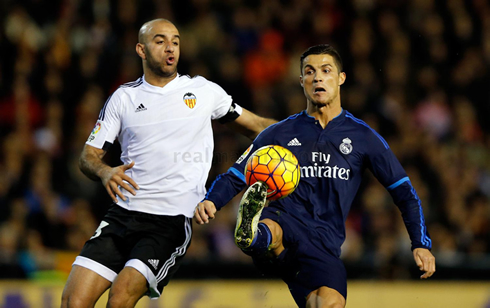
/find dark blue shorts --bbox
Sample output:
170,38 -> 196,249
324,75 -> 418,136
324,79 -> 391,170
253,206 -> 347,308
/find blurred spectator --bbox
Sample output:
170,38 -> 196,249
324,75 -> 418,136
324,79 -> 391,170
244,29 -> 289,89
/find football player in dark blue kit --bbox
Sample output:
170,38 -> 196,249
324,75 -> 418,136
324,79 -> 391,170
195,44 -> 436,308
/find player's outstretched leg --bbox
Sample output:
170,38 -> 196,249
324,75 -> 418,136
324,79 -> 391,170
234,181 -> 268,249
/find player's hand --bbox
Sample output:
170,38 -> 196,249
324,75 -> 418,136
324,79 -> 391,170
194,200 -> 216,224
413,248 -> 436,279
99,161 -> 139,203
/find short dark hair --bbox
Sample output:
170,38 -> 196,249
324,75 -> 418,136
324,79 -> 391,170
300,44 -> 343,74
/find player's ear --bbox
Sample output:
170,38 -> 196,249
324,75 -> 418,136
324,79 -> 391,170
299,75 -> 304,87
136,43 -> 146,60
338,72 -> 346,86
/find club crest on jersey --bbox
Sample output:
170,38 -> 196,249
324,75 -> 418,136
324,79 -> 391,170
183,92 -> 197,109
339,138 -> 353,155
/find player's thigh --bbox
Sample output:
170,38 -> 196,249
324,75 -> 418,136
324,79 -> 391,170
306,286 -> 346,308
107,267 -> 148,308
61,265 -> 111,308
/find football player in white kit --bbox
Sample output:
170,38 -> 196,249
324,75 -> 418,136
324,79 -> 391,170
61,19 -> 276,308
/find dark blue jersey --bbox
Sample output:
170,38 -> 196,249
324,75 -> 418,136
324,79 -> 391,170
206,109 -> 432,257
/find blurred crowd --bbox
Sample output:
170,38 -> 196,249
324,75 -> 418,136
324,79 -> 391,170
0,0 -> 489,280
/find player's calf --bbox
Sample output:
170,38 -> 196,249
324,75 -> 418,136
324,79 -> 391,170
260,218 -> 285,257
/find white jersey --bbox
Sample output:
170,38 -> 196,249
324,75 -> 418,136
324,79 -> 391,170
86,74 -> 242,217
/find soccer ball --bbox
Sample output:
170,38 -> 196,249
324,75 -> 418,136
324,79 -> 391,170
245,145 -> 300,200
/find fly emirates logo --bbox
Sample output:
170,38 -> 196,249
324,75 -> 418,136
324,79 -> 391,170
300,152 -> 350,180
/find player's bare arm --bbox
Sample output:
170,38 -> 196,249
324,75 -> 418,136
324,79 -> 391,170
79,144 -> 139,203
413,248 -> 436,279
228,107 -> 276,140
194,200 -> 217,224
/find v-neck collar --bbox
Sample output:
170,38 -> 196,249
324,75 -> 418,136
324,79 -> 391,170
302,108 -> 345,130
142,74 -> 180,93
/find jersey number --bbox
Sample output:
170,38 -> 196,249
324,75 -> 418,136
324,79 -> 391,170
90,221 -> 109,240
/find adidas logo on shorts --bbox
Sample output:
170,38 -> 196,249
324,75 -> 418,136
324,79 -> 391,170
148,259 -> 159,269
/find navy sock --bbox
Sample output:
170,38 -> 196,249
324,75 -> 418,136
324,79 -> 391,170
243,222 -> 272,255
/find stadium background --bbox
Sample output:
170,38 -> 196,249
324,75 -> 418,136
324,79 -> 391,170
0,0 -> 489,307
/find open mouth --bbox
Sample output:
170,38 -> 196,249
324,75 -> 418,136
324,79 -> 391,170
166,56 -> 175,65
314,87 -> 326,93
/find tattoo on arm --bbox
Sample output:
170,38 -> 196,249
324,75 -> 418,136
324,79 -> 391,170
79,146 -> 110,181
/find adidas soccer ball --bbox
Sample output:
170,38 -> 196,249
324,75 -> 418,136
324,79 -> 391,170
245,145 -> 300,200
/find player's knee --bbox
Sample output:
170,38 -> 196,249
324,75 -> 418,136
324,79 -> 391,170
61,292 -> 91,308
106,295 -> 121,308
306,297 -> 344,308
306,287 -> 345,308
107,285 -> 144,308
107,292 -> 131,308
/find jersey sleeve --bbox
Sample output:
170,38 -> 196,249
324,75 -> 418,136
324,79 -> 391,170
365,131 -> 432,251
206,80 -> 234,120
205,125 -> 277,209
86,91 -> 122,150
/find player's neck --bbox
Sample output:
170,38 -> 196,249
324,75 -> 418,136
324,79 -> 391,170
143,70 -> 178,88
306,101 -> 342,129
